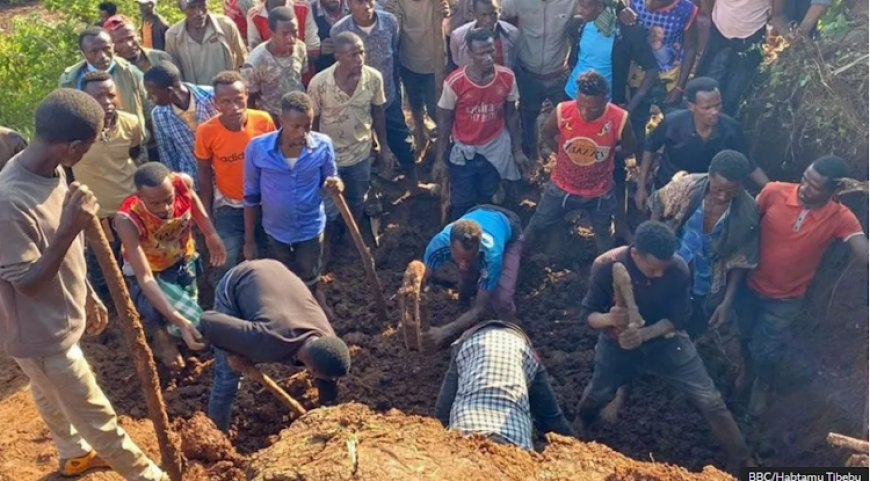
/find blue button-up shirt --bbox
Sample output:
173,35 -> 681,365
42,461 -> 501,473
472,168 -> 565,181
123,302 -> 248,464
330,11 -> 400,106
677,201 -> 727,297
244,131 -> 337,244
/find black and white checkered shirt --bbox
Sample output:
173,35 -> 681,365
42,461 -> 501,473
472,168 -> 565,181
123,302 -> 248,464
449,325 -> 541,450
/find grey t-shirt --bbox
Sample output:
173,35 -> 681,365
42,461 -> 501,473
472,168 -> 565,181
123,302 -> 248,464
0,159 -> 88,358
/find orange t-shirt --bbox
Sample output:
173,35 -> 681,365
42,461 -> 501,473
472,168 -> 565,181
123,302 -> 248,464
748,182 -> 864,299
194,110 -> 276,202
142,21 -> 153,49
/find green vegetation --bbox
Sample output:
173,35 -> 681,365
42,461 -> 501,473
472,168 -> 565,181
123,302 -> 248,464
0,0 -> 221,137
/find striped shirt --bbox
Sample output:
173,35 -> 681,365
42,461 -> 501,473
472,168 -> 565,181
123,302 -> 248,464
151,83 -> 219,184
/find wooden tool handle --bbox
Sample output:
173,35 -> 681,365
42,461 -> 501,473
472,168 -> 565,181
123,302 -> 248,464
85,218 -> 185,481
828,432 -> 870,453
399,261 -> 426,351
328,190 -> 388,322
233,361 -> 307,418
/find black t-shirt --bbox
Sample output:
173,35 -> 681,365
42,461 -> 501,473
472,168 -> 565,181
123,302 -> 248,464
200,259 -> 335,364
580,246 -> 691,331
313,11 -> 337,73
646,109 -> 753,187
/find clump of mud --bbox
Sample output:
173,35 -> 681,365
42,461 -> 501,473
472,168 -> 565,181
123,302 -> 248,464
174,412 -> 246,481
248,403 -> 734,481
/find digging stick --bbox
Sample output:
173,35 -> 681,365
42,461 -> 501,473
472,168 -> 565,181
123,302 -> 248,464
432,0 -> 446,102
432,0 -> 450,222
827,432 -> 870,453
440,177 -> 450,224
399,261 -> 426,351
612,262 -> 644,328
84,218 -> 185,481
230,360 -> 307,418
328,190 -> 388,322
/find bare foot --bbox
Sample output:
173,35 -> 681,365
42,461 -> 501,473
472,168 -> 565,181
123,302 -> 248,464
571,417 -> 587,439
599,386 -> 627,423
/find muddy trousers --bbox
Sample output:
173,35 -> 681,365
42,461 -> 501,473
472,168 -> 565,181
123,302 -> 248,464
14,345 -> 166,481
576,333 -> 751,462
735,286 -> 804,386
524,181 -> 616,254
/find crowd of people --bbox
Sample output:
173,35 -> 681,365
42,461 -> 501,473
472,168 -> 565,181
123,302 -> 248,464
0,0 -> 865,478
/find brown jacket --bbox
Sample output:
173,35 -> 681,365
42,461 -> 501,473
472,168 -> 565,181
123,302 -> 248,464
165,13 -> 247,84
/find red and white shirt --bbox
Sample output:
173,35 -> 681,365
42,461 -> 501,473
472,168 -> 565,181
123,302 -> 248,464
551,101 -> 628,198
437,65 -> 519,146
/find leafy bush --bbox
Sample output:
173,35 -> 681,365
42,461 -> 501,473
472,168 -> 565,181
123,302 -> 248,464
0,0 -> 223,136
0,13 -> 81,136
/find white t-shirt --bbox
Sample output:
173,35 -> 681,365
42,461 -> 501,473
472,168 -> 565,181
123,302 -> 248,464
713,0 -> 771,39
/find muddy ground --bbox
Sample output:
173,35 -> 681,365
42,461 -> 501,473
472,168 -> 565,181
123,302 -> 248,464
1,158 -> 865,479
248,402 -> 738,481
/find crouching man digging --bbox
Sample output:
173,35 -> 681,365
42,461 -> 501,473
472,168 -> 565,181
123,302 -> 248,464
435,320 -> 572,449
115,162 -> 227,369
201,259 -> 351,432
421,205 -> 524,349
576,220 -> 754,469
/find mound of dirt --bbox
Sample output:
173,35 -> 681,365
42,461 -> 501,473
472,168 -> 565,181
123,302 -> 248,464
248,403 -> 733,481
743,18 -> 869,182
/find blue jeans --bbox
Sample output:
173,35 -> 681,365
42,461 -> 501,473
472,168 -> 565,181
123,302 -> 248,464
212,206 -> 244,284
325,158 -> 372,223
208,348 -> 240,432
207,274 -> 241,432
524,181 -> 616,253
735,285 -> 803,385
577,332 -> 750,461
448,153 -> 502,221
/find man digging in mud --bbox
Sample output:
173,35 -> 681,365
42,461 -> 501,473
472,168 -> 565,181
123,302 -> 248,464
435,320 -> 573,449
115,162 -> 227,370
200,259 -> 351,432
0,89 -> 169,480
575,220 -> 754,469
421,204 -> 524,349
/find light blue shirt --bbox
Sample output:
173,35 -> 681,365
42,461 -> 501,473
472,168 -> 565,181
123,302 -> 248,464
423,208 -> 514,291
565,22 -> 615,100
